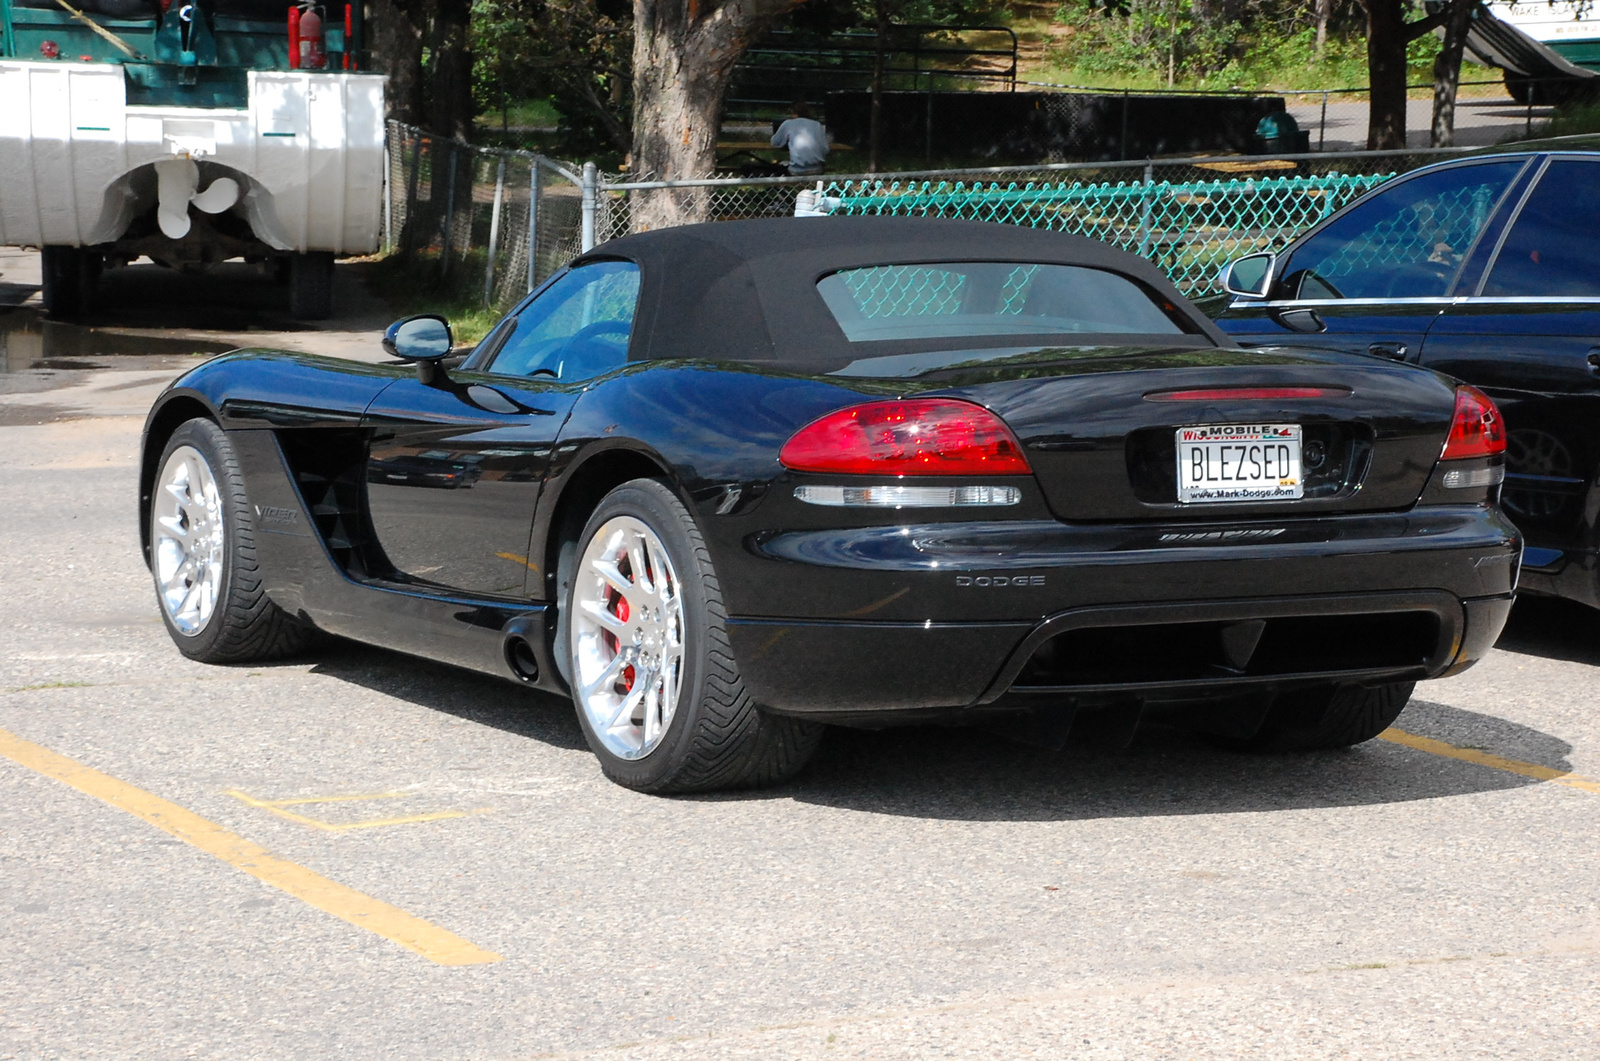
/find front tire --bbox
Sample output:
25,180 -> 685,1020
1245,681 -> 1414,752
565,479 -> 823,793
149,419 -> 316,663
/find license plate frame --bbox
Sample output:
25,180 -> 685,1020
1176,424 -> 1304,503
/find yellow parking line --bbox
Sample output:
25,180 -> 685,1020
0,728 -> 503,966
1379,727 -> 1600,795
225,788 -> 492,832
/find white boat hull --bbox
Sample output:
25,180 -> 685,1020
0,61 -> 384,255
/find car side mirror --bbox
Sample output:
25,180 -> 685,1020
383,315 -> 454,383
1219,252 -> 1276,298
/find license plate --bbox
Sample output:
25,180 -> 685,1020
1176,424 -> 1303,503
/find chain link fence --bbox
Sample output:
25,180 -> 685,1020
385,122 -> 1480,308
384,121 -> 591,309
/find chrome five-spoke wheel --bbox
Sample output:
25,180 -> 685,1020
152,444 -> 225,636
570,514 -> 686,760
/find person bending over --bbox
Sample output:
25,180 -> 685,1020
771,102 -> 830,176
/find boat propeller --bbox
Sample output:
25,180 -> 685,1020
154,158 -> 241,240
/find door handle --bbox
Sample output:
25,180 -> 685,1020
1587,348 -> 1600,373
1270,307 -> 1325,334
1367,341 -> 1408,361
465,384 -> 555,416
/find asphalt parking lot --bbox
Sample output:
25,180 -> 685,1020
1,259 -> 1598,1059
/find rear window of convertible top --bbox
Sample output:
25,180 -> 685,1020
816,262 -> 1188,342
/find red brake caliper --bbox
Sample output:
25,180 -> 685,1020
607,552 -> 635,694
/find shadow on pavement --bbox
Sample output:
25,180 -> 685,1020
1,258 -> 394,335
304,638 -> 589,752
767,699 -> 1563,821
1494,595 -> 1600,667
303,638 -> 1565,820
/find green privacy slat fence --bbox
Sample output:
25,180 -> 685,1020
822,172 -> 1394,295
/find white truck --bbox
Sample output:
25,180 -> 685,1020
0,1 -> 384,319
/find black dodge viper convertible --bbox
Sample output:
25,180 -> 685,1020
140,217 -> 1520,792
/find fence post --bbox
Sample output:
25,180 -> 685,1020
1119,90 -> 1132,160
1137,160 -> 1154,259
1319,91 -> 1328,152
581,161 -> 598,252
401,131 -> 423,260
439,143 -> 458,282
527,160 -> 542,293
483,155 -> 506,308
382,144 -> 393,253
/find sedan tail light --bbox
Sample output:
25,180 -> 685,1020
1440,385 -> 1507,461
780,398 -> 1032,476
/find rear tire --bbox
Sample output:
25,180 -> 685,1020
564,478 -> 823,793
40,245 -> 98,318
149,418 -> 318,663
288,251 -> 335,320
1245,681 -> 1414,752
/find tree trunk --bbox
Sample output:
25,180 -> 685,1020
869,1 -> 889,173
367,0 -> 424,126
630,0 -> 802,231
1363,0 -> 1410,149
426,0 -> 475,141
1314,0 -> 1331,59
1431,0 -> 1481,146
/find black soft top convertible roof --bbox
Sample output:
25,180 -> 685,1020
568,216 -> 1230,363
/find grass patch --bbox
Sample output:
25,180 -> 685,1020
1514,101 -> 1600,141
358,255 -> 507,345
478,97 -> 561,131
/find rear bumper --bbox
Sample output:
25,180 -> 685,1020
730,504 -> 1520,718
731,592 -> 1514,719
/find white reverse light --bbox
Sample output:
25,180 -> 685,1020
1442,465 -> 1505,489
794,484 -> 1021,508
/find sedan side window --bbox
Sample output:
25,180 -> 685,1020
1275,162 -> 1522,301
487,261 -> 641,380
1482,160 -> 1600,298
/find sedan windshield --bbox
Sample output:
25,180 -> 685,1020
816,262 -> 1188,342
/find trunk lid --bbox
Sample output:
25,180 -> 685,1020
844,343 -> 1460,522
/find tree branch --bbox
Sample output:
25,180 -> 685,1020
1404,6 -> 1452,42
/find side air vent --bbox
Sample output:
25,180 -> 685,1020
275,430 -> 388,580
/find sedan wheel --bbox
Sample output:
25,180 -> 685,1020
565,479 -> 823,792
149,419 -> 316,662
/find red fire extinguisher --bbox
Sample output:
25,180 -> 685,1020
288,3 -> 327,70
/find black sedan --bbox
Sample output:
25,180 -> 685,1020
1214,148 -> 1599,610
139,217 -> 1518,792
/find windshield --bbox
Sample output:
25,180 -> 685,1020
816,262 -> 1190,342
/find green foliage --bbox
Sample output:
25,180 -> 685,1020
1038,0 -> 1444,91
470,0 -> 633,155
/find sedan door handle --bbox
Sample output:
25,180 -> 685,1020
1367,341 -> 1408,361
1587,348 -> 1600,373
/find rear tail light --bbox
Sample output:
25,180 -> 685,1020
1440,385 -> 1506,461
780,399 -> 1032,476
